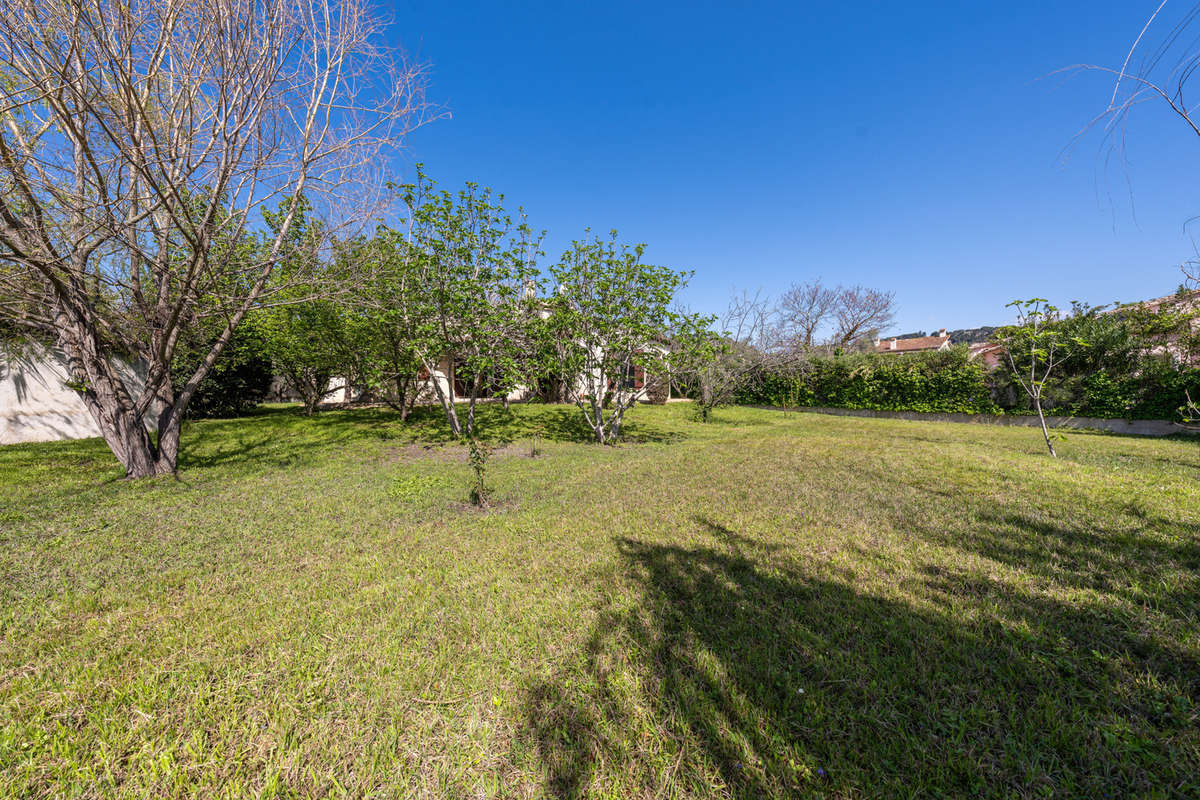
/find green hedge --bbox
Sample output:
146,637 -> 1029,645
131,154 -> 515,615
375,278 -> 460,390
736,348 -> 1000,414
737,347 -> 1200,421
1065,364 -> 1200,421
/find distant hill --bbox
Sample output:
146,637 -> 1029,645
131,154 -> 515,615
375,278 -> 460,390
947,326 -> 1000,344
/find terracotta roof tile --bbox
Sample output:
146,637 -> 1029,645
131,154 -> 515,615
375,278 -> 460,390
875,335 -> 950,353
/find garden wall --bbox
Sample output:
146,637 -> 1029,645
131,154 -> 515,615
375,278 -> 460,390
0,348 -> 153,445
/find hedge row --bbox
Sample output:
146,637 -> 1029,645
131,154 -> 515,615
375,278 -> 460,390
736,347 -> 1200,421
735,349 -> 999,414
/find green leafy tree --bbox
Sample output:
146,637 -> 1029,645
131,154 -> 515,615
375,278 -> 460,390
548,231 -> 688,443
258,301 -> 348,415
998,299 -> 1086,457
339,232 -> 428,420
669,314 -> 726,421
394,170 -> 543,438
255,200 -> 351,415
169,318 -> 272,419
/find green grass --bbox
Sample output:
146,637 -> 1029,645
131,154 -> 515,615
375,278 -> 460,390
1,403 -> 1198,798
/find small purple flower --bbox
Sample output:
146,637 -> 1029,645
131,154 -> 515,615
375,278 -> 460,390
817,767 -> 827,779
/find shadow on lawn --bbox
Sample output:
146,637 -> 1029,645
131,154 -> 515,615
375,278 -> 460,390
179,403 -> 684,471
521,520 -> 1199,799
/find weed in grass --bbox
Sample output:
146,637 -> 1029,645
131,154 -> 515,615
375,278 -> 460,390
387,471 -> 451,502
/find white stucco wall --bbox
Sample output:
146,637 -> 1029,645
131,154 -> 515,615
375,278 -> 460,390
0,348 -> 151,445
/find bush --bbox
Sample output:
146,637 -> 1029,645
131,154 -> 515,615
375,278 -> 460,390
738,349 -> 1200,422
172,323 -> 273,419
737,347 -> 999,415
1067,361 -> 1200,420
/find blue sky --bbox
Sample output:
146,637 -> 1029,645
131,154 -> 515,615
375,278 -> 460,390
387,1 -> 1200,334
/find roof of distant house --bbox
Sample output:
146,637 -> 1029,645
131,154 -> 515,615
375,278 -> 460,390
875,328 -> 950,353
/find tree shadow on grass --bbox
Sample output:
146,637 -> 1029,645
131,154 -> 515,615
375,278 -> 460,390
381,402 -> 685,446
176,403 -> 685,472
178,405 -> 391,471
876,473 -> 1200,631
520,520 -> 1200,799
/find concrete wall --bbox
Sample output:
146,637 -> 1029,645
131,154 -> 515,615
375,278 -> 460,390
1,353 -> 102,444
1,348 -> 152,445
794,406 -> 1199,437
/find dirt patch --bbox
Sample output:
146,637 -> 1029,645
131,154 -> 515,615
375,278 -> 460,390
385,443 -> 467,463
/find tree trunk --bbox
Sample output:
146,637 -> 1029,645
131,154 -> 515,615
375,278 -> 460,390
610,406 -> 626,441
1034,395 -> 1057,458
465,375 -> 482,438
423,357 -> 462,437
56,314 -> 168,478
75,372 -> 181,478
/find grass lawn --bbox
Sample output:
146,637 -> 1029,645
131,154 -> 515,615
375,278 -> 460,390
1,403 -> 1198,799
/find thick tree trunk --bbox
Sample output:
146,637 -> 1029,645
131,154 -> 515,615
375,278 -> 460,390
55,311 -> 170,477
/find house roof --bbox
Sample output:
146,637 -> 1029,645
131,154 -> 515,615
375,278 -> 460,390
875,334 -> 950,353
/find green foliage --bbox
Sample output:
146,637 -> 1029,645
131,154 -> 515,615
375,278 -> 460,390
667,313 -> 729,421
737,347 -> 999,414
990,302 -> 1200,421
378,167 -> 545,437
171,321 -> 273,419
547,230 -> 689,442
255,197 -> 349,414
737,299 -> 1200,423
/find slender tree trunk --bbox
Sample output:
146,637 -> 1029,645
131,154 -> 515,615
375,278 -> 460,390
423,356 -> 462,436
576,396 -> 605,443
1034,395 -> 1057,458
462,373 -> 486,437
610,404 -> 627,441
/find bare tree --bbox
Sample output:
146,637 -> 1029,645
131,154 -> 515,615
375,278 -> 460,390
1069,1 -> 1200,288
773,280 -> 896,353
832,285 -> 896,348
777,280 -> 838,350
0,0 -> 431,476
671,290 -> 778,421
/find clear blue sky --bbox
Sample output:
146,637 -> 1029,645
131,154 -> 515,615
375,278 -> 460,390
386,0 -> 1200,334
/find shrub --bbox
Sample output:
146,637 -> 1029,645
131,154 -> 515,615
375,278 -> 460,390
171,323 -> 273,419
738,347 -> 999,415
